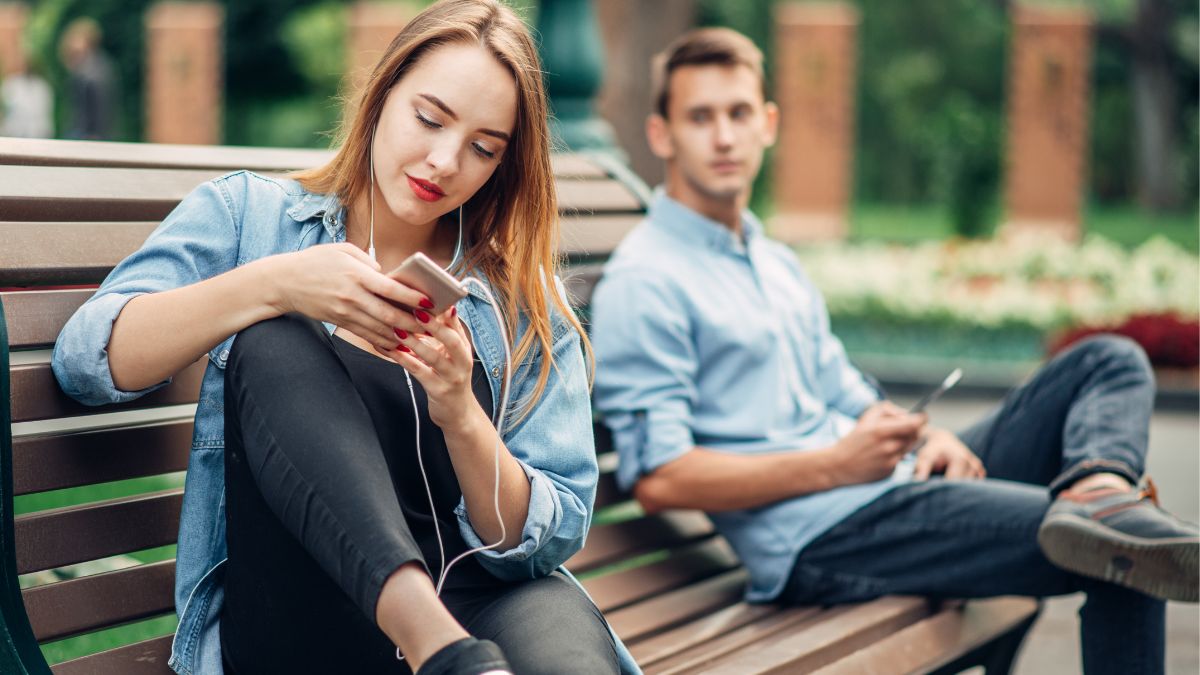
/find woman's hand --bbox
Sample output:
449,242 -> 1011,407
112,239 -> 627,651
270,243 -> 433,353
384,305 -> 479,432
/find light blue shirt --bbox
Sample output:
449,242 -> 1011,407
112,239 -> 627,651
52,171 -> 639,675
592,189 -> 912,602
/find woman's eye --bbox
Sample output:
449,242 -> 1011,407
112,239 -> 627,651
473,143 -> 496,159
415,111 -> 441,129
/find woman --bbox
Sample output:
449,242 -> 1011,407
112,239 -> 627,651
51,2 -> 631,673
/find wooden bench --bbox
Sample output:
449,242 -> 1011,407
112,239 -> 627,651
0,137 -> 1039,674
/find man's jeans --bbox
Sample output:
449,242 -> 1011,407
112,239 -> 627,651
781,336 -> 1165,674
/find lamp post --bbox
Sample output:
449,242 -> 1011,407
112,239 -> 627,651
536,0 -> 619,154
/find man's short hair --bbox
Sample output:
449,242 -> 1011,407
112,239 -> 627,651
650,27 -> 766,119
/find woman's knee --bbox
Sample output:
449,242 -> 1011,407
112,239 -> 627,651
227,312 -> 329,377
474,575 -> 618,675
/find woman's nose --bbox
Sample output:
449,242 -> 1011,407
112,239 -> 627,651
426,140 -> 460,177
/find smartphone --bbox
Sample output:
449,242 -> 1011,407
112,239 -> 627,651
909,368 -> 963,414
385,252 -> 468,315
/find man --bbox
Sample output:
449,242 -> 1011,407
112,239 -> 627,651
591,27 -> 1197,674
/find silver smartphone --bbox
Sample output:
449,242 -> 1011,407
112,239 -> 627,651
909,368 -> 963,414
386,252 -> 468,315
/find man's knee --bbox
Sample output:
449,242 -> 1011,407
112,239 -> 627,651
1075,334 -> 1153,380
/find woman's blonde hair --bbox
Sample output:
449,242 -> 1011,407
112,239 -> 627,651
294,0 -> 590,422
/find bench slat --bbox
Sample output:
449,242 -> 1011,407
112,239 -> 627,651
641,604 -> 824,674
812,597 -> 1040,675
0,137 -> 607,178
14,420 -> 192,495
15,489 -> 183,574
582,538 -> 740,614
0,166 -> 641,223
567,511 -> 714,574
0,224 -> 157,286
24,560 -> 176,642
51,633 -> 174,675
689,596 -> 934,675
0,215 -> 629,290
10,360 -> 204,424
2,290 -> 92,349
606,568 -> 747,643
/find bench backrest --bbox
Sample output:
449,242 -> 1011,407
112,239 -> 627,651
0,139 -> 739,674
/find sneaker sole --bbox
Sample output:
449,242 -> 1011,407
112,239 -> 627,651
1038,513 -> 1199,602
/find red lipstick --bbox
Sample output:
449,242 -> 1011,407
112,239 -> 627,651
406,175 -> 445,202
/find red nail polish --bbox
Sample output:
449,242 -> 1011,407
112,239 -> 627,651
394,328 -> 408,340
451,306 -> 457,318
425,331 -> 433,337
415,310 -> 431,323
419,297 -> 435,309
398,345 -> 411,353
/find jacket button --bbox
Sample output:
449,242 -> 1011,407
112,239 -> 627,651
491,366 -> 500,377
220,350 -> 229,360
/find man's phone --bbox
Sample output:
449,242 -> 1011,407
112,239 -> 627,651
386,252 -> 468,315
909,368 -> 963,414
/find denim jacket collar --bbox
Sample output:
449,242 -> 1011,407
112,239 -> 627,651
286,191 -> 498,305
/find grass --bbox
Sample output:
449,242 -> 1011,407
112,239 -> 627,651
15,474 -> 185,665
848,202 -> 1199,252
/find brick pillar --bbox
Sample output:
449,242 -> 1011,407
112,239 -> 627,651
145,2 -> 223,144
770,2 -> 858,243
0,3 -> 29,77
346,2 -> 417,103
596,0 -> 697,186
1003,5 -> 1093,241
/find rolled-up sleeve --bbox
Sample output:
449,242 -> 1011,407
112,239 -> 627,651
454,305 -> 598,581
591,270 -> 698,493
51,178 -> 241,405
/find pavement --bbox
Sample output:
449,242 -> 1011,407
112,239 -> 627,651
914,393 -> 1199,675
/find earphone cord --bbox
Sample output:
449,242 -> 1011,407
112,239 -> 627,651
394,280 -> 510,663
366,159 -> 509,662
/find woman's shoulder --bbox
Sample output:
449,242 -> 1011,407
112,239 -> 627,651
204,170 -> 307,204
196,171 -> 335,228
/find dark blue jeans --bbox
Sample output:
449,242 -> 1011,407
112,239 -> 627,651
783,336 -> 1165,674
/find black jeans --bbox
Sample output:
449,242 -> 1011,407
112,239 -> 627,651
782,336 -> 1165,674
220,313 -> 617,674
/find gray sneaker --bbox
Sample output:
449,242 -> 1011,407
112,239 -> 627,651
1038,477 -> 1199,602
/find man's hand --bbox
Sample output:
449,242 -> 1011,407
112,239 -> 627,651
913,427 -> 986,481
828,402 -> 927,487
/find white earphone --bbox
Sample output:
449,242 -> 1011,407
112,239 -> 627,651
366,136 -> 513,662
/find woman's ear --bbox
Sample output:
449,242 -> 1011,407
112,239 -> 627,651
645,114 -> 674,160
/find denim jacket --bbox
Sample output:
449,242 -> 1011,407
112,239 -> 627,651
51,171 -> 639,675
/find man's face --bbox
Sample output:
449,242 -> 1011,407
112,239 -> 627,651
649,64 -> 777,204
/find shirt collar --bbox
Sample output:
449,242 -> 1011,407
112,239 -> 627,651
647,186 -> 763,254
286,192 -> 346,239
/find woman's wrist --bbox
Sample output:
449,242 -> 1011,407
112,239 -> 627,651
439,400 -> 495,449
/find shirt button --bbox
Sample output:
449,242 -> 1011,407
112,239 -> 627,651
491,366 -> 500,377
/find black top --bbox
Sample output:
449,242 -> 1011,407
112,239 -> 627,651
330,333 -> 499,589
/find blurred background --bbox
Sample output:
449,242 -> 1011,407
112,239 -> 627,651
1,0 -> 1197,672
1,0 -> 1195,387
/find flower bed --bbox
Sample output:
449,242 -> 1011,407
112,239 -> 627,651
796,231 -> 1200,373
